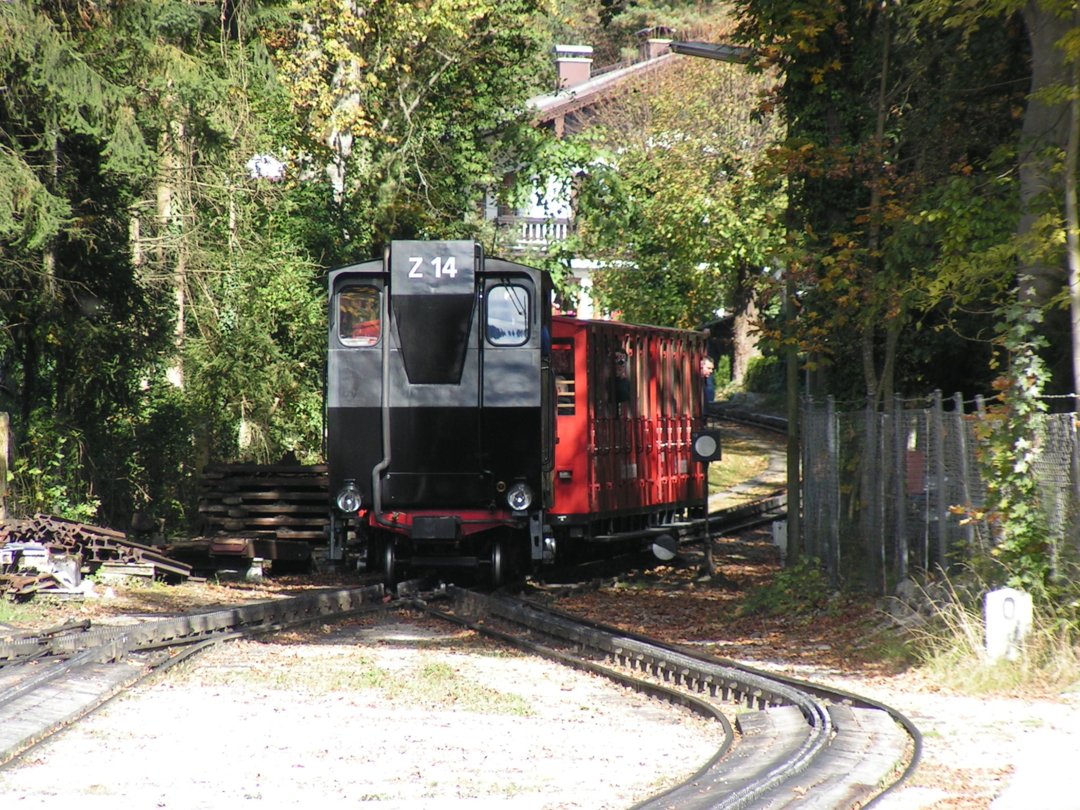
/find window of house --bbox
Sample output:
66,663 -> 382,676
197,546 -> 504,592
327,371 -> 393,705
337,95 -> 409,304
339,286 -> 381,346
486,284 -> 530,346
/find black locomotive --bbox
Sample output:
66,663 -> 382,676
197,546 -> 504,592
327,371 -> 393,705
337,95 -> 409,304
327,240 -> 715,585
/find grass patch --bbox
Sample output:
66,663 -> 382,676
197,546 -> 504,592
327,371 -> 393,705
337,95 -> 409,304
906,579 -> 1080,696
0,600 -> 34,625
384,660 -> 532,715
859,629 -> 919,669
182,648 -> 533,715
705,422 -> 784,506
708,447 -> 768,492
737,558 -> 833,617
177,648 -> 391,691
0,598 -> 57,629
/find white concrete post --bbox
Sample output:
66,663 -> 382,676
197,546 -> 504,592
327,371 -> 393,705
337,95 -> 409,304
984,587 -> 1033,662
771,520 -> 788,563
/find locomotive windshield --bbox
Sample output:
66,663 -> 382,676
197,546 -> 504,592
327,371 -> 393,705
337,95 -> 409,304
485,284 -> 530,346
339,285 -> 381,346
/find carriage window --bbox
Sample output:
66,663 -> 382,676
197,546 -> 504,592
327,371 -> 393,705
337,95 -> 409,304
339,286 -> 381,346
551,339 -> 575,416
486,284 -> 529,346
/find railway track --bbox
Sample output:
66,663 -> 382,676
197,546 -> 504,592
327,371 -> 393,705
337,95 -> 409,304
423,587 -> 919,810
0,585 -> 386,767
1,578 -> 918,808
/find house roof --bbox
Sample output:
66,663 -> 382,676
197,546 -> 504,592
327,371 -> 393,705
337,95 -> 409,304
527,51 -> 679,126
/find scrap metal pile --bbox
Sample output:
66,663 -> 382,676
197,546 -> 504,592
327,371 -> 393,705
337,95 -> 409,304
0,514 -> 191,601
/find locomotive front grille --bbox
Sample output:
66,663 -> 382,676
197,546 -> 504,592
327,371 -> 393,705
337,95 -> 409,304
411,516 -> 461,540
382,472 -> 492,507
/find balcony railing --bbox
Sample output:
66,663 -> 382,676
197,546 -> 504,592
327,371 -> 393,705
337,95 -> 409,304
495,215 -> 572,251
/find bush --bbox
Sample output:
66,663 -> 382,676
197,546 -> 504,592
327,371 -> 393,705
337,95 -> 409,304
738,557 -> 834,617
743,355 -> 784,395
904,572 -> 1080,695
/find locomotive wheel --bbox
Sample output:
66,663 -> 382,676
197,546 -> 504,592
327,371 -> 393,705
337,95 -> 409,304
488,538 -> 507,589
382,540 -> 397,586
362,535 -> 379,573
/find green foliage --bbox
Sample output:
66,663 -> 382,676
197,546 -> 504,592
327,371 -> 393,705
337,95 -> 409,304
0,1 -> 334,534
742,355 -> 784,395
275,0 -> 553,255
7,420 -> 100,522
738,557 -> 834,617
965,297 -> 1054,596
183,231 -> 326,465
0,149 -> 71,251
571,53 -> 785,328
734,0 -> 1029,401
714,355 -> 733,389
910,153 -> 1021,311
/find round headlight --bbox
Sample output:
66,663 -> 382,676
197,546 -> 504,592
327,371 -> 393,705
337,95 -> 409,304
506,482 -> 533,512
336,480 -> 362,514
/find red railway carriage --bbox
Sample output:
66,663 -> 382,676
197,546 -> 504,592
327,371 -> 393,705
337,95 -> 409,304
548,317 -> 709,540
327,240 -> 714,586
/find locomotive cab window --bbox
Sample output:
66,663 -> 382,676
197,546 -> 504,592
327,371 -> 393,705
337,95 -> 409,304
339,285 -> 381,346
485,284 -> 530,346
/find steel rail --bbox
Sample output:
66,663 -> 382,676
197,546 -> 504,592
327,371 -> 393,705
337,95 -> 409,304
2,582 -> 916,807
707,409 -> 923,805
432,587 -> 845,809
434,587 -> 917,809
0,585 -> 387,767
508,589 -> 921,806
418,598 -> 738,788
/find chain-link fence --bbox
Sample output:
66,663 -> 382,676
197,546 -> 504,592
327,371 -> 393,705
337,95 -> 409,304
801,393 -> 1080,593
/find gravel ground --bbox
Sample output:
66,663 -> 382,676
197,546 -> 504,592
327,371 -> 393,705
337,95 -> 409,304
3,577 -> 1080,809
0,612 -> 727,809
744,658 -> 1080,809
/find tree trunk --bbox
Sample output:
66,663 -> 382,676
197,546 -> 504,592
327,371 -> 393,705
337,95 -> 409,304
158,118 -> 187,390
731,287 -> 761,385
864,4 -> 891,409
1066,20 -> 1080,405
1020,3 -> 1072,306
1019,3 -> 1074,393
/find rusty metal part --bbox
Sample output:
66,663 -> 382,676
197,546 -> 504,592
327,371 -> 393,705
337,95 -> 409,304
0,515 -> 191,581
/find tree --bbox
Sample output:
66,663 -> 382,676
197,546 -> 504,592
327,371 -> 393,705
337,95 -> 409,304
273,0 -> 553,255
569,48 -> 785,374
0,1 -> 331,529
0,1 -> 168,523
733,0 -> 1029,404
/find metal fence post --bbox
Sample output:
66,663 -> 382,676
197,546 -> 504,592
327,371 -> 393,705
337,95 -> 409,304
953,392 -> 977,558
0,412 -> 7,521
826,395 -> 839,582
931,391 -> 948,570
893,395 -> 908,583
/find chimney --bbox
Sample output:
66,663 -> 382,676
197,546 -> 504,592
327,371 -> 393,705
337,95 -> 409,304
553,44 -> 593,90
636,26 -> 674,61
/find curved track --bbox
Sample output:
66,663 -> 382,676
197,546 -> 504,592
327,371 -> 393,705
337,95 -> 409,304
421,586 -> 920,810
1,584 -> 918,808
